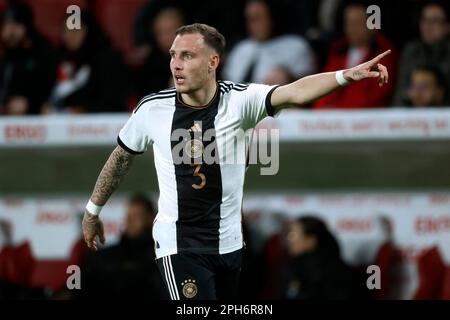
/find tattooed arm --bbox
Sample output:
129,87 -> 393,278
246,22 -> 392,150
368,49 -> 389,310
82,145 -> 135,250
270,50 -> 391,108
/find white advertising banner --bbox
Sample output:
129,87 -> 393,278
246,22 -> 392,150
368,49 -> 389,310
1,109 -> 450,147
259,108 -> 450,141
0,197 -> 127,258
0,114 -> 125,147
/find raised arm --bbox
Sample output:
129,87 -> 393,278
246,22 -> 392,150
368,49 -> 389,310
271,50 -> 391,108
82,145 -> 135,250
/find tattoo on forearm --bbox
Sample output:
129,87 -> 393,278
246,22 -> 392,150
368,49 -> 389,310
352,71 -> 364,81
82,210 -> 100,231
91,146 -> 135,205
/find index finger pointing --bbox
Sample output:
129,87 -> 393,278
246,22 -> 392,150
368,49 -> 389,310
373,50 -> 391,63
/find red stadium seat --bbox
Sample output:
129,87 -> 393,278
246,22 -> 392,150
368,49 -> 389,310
0,0 -> 7,16
93,0 -> 148,63
0,241 -> 34,287
259,233 -> 287,299
371,242 -> 397,299
440,267 -> 450,300
29,237 -> 87,292
67,238 -> 89,267
25,0 -> 88,45
30,259 -> 71,292
414,246 -> 446,300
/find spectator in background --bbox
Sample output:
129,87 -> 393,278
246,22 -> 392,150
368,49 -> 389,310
223,0 -> 315,85
288,0 -> 419,68
407,65 -> 447,107
135,6 -> 185,98
132,0 -> 180,66
0,3 -> 55,115
281,216 -> 355,300
314,2 -> 396,109
44,12 -> 128,114
288,0 -> 344,68
393,1 -> 450,105
133,0 -> 246,62
370,215 -> 397,300
81,194 -> 167,300
0,218 -> 46,299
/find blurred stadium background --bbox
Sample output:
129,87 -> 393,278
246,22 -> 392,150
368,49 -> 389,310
1,0 -> 450,300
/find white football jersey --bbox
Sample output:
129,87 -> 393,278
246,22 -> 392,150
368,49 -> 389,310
118,81 -> 278,259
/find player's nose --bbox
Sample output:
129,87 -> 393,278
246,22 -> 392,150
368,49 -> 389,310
171,58 -> 183,70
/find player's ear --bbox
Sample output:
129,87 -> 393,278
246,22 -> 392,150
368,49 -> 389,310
208,54 -> 220,73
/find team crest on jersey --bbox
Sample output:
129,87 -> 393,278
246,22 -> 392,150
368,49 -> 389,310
181,279 -> 197,298
185,122 -> 204,159
185,139 -> 204,159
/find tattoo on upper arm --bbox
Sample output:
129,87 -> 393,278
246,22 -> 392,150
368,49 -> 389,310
91,146 -> 135,205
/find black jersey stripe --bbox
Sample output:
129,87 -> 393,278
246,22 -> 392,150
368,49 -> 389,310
134,93 -> 176,114
220,81 -> 233,87
220,82 -> 233,92
219,81 -> 249,88
171,90 -> 222,254
136,89 -> 176,105
231,87 -> 248,92
136,88 -> 176,102
219,81 -> 232,88
219,85 -> 249,94
234,83 -> 249,88
219,81 -> 249,94
136,91 -> 176,106
233,84 -> 249,89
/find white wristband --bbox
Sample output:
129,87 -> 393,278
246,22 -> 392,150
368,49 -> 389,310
335,70 -> 350,86
86,200 -> 103,216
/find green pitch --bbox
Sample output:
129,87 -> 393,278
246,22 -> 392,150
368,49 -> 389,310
2,140 -> 450,195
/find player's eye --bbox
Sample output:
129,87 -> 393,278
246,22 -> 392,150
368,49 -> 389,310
185,53 -> 192,60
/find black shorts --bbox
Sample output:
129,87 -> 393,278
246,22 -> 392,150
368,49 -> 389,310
156,249 -> 242,300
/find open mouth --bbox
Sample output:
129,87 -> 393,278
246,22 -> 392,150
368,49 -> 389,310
175,75 -> 185,85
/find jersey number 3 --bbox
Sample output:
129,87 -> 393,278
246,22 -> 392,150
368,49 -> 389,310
192,164 -> 206,190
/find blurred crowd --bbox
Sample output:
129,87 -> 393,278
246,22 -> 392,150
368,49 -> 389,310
0,0 -> 449,116
2,194 -> 449,300
0,194 -> 385,299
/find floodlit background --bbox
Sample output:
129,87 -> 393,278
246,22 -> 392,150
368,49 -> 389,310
1,0 -> 450,300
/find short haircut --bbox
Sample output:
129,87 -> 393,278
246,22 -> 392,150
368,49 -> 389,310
175,23 -> 226,57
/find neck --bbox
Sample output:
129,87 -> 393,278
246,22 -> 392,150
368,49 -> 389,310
181,79 -> 217,107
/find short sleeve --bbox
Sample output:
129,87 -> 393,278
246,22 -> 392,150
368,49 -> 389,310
117,109 -> 152,154
241,83 -> 280,128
